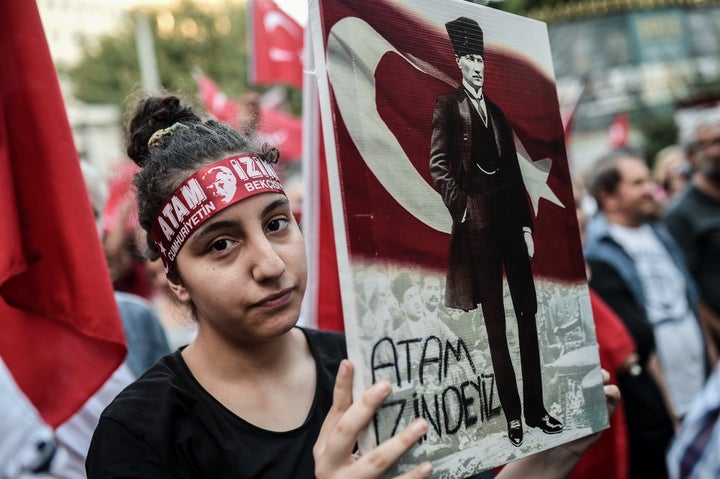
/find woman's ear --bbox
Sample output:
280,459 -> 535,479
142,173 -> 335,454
167,276 -> 192,304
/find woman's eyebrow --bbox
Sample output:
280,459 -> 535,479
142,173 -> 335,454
189,197 -> 289,245
190,220 -> 238,245
262,197 -> 290,217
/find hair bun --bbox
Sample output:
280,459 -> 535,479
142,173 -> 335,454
126,95 -> 199,167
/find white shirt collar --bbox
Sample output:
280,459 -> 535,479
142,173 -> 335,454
462,79 -> 483,101
462,79 -> 487,125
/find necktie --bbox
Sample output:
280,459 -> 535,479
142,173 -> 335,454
473,93 -> 486,124
478,101 -> 487,125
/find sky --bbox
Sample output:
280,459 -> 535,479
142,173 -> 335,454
274,0 -> 307,25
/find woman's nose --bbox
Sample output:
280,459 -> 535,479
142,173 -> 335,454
249,236 -> 286,282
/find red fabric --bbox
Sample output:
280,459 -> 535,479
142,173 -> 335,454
151,155 -> 283,270
258,106 -> 303,161
608,112 -> 630,148
196,73 -> 303,161
250,0 -> 304,88
315,131 -> 344,331
568,290 -> 634,479
0,1 -> 127,428
102,161 -> 140,238
196,74 -> 242,126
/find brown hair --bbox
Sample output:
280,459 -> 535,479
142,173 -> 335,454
125,94 -> 278,279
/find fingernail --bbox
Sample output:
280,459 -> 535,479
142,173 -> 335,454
419,461 -> 433,476
372,381 -> 391,398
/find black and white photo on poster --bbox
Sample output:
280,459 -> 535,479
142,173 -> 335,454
309,0 -> 607,476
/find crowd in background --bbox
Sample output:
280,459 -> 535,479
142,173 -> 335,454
71,110 -> 720,478
2,104 -> 718,478
71,108 -> 719,479
571,111 -> 720,479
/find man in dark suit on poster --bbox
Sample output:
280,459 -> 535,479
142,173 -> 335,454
429,16 -> 562,447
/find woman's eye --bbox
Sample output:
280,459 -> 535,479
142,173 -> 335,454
266,218 -> 289,233
209,239 -> 233,252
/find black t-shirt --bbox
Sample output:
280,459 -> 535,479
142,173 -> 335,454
663,184 -> 720,316
86,327 -> 346,479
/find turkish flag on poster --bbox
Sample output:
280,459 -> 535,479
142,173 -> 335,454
250,0 -> 304,89
310,0 -> 606,475
0,1 -> 126,428
196,72 -> 303,161
312,0 -> 584,282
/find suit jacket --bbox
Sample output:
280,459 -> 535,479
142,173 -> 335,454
430,88 -> 533,310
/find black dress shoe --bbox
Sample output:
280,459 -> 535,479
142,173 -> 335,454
526,413 -> 563,434
507,419 -> 523,446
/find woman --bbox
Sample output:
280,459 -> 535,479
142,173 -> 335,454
86,94 -> 618,478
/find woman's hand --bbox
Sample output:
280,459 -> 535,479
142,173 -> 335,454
313,360 -> 433,479
559,368 -> 621,457
498,368 -> 621,478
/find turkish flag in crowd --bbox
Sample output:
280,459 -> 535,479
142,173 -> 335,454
196,72 -> 303,161
0,1 -> 126,428
250,0 -> 304,89
608,111 -> 630,148
258,106 -> 303,161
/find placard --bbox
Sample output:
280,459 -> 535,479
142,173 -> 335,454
309,0 -> 607,476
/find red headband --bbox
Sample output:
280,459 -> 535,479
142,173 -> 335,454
151,154 -> 284,272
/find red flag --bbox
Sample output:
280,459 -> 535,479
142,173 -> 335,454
196,73 -> 243,126
258,106 -> 303,161
196,72 -> 303,161
0,1 -> 126,428
250,0 -> 304,88
608,112 -> 630,148
315,133 -> 344,331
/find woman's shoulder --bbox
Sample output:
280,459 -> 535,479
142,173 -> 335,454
298,326 -> 346,352
100,350 -> 197,425
297,326 -> 347,371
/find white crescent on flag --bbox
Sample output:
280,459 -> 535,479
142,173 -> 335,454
264,10 -> 303,62
326,17 -> 563,236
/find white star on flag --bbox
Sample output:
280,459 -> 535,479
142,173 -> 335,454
515,135 -> 565,216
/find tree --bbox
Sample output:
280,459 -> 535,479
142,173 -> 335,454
63,0 -> 254,111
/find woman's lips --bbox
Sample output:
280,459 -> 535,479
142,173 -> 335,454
255,288 -> 293,308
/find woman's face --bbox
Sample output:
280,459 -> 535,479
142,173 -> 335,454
169,192 -> 307,343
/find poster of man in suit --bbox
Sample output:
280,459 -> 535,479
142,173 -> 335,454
309,0 -> 608,476
429,16 -> 562,448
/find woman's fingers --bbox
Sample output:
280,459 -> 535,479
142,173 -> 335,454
315,360 -> 355,458
321,379 -> 393,466
604,384 -> 621,416
352,418 -> 430,478
600,368 -> 621,416
315,359 -> 433,479
393,461 -> 433,479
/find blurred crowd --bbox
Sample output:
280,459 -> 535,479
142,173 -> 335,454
570,110 -> 720,479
